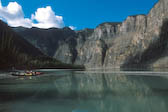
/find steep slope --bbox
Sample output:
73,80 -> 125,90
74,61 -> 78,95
0,20 -> 83,69
75,0 -> 168,68
0,21 -> 43,56
0,20 -> 44,68
14,0 -> 168,69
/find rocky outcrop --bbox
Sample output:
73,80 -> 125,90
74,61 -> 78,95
13,0 -> 168,68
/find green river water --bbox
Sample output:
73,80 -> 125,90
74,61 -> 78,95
0,69 -> 168,112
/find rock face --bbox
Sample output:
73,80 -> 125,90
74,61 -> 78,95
13,0 -> 168,68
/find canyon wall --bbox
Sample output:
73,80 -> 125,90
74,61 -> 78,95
14,0 -> 168,68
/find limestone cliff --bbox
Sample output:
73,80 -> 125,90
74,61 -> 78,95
14,0 -> 168,68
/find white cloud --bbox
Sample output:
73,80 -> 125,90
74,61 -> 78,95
0,1 -> 65,29
31,6 -> 64,28
0,1 -> 32,28
69,26 -> 76,30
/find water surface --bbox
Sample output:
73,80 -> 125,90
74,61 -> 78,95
0,69 -> 168,112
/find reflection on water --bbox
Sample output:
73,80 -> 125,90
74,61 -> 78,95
0,69 -> 168,112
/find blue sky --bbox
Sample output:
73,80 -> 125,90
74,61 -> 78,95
0,0 -> 158,30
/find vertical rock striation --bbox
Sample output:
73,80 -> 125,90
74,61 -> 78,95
14,0 -> 168,68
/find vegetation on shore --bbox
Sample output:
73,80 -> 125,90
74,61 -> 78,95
16,56 -> 85,70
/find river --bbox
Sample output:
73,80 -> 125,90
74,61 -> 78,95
0,69 -> 168,112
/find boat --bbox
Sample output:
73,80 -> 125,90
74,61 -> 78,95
11,71 -> 44,76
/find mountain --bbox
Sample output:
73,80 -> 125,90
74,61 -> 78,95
13,27 -> 77,57
0,20 -> 45,68
0,21 -> 43,56
13,0 -> 168,69
0,20 -> 83,69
